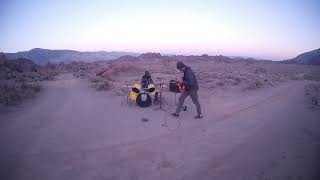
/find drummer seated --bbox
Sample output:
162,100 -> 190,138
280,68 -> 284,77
141,71 -> 159,105
141,71 -> 154,89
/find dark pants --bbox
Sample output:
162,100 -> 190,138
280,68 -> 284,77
175,89 -> 202,116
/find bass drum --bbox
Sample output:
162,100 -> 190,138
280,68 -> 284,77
136,92 -> 152,107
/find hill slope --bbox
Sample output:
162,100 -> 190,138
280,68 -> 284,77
288,48 -> 320,65
4,48 -> 140,65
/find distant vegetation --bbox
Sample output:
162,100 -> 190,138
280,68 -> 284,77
0,53 -> 59,106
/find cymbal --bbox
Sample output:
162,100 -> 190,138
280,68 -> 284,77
156,84 -> 167,87
122,85 -> 135,88
122,84 -> 167,88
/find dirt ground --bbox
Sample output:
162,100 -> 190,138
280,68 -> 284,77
0,73 -> 319,180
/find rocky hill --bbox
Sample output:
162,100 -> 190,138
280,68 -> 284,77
288,48 -> 320,65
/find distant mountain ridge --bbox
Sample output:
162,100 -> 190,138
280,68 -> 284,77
288,48 -> 320,65
4,48 -> 140,65
7,48 -> 319,65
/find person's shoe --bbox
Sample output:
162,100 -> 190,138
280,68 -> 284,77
183,105 -> 187,111
194,115 -> 203,119
172,113 -> 179,117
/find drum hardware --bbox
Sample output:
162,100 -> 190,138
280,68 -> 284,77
122,84 -> 134,107
154,83 -> 167,111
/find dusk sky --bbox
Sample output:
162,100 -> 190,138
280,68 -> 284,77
1,0 -> 319,60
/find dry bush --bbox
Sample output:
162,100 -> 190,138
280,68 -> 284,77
95,80 -> 111,91
254,67 -> 267,74
90,77 -> 102,84
0,55 -> 56,106
216,81 -> 225,86
89,76 -> 112,91
0,81 -> 41,105
100,73 -> 114,81
245,79 -> 266,90
305,83 -> 320,105
303,74 -> 320,81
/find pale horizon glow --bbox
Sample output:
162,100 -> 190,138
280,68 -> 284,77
1,0 -> 319,60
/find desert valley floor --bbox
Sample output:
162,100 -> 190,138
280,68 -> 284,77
0,71 -> 319,180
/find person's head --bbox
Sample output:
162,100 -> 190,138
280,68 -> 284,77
145,71 -> 150,76
176,61 -> 186,72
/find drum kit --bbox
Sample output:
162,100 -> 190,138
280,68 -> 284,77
121,79 -> 187,132
122,83 -> 162,108
122,80 -> 183,109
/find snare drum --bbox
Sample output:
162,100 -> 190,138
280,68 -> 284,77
147,84 -> 156,93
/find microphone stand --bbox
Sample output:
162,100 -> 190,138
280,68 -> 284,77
154,83 -> 167,111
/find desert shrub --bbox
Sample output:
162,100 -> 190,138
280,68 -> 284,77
89,76 -> 112,91
233,77 -> 242,85
30,83 -> 41,93
245,79 -> 264,90
305,83 -> 320,105
90,77 -> 102,83
0,81 -> 41,105
95,80 -> 110,91
216,81 -> 224,86
303,74 -> 320,81
254,67 -> 267,74
100,73 -> 114,81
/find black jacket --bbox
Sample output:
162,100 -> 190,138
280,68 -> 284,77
141,75 -> 153,88
183,67 -> 199,91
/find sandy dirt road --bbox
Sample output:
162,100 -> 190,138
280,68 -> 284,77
0,73 -> 319,180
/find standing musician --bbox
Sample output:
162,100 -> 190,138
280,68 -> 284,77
172,62 -> 203,119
